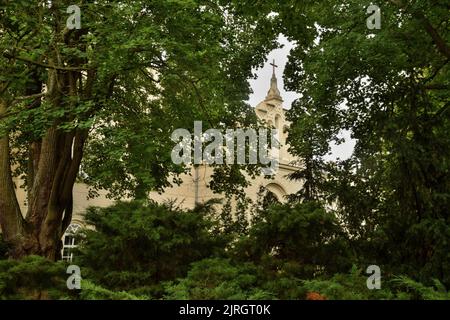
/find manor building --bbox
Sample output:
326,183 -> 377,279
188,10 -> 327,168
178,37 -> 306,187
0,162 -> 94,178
12,66 -> 302,261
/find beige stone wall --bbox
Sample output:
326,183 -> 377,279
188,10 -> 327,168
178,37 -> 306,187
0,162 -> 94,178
149,163 -> 302,210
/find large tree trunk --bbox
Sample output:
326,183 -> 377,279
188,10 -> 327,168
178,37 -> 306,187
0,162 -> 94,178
0,6 -> 107,260
0,68 -> 89,260
0,126 -> 87,260
0,97 -> 26,257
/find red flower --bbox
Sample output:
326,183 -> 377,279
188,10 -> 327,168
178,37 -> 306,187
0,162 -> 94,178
306,292 -> 327,300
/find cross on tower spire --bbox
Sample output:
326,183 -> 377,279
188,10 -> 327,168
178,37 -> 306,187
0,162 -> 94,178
265,59 -> 283,102
270,59 -> 278,76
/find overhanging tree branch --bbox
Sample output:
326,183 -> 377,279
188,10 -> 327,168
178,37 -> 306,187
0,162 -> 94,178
3,51 -> 92,71
388,0 -> 450,59
416,12 -> 450,59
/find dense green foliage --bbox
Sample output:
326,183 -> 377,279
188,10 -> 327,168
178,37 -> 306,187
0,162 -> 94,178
75,201 -> 227,296
279,0 -> 450,287
0,0 -> 448,300
0,255 -> 146,300
0,256 -> 69,299
0,0 -> 277,258
1,0 -> 277,198
0,201 -> 448,300
235,202 -> 352,277
164,258 -> 272,300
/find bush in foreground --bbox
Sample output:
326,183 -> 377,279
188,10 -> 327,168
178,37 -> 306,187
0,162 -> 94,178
76,200 -> 227,296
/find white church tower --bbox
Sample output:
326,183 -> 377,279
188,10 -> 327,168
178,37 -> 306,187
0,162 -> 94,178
255,59 -> 295,167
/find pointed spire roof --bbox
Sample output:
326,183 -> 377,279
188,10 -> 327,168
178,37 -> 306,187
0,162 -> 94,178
265,59 -> 283,102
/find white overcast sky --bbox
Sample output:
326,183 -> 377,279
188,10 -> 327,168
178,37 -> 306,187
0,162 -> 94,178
248,35 -> 356,162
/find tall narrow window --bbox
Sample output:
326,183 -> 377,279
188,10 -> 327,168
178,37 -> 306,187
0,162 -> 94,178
61,223 -> 81,262
275,114 -> 281,129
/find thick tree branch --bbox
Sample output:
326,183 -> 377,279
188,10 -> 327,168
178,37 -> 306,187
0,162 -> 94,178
423,84 -> 449,90
3,51 -> 91,71
0,97 -> 43,120
415,12 -> 450,59
12,92 -> 46,103
388,0 -> 450,59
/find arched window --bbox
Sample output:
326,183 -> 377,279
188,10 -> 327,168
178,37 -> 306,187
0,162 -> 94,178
61,223 -> 81,262
265,183 -> 287,202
